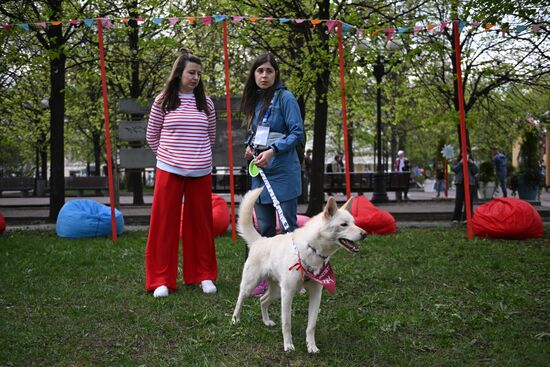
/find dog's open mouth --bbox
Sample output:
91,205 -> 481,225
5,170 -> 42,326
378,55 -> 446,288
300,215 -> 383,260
339,238 -> 359,253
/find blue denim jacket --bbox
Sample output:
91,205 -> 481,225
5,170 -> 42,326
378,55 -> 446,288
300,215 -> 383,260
249,84 -> 304,203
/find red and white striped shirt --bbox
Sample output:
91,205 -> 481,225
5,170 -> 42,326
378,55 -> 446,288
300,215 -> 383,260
146,93 -> 216,177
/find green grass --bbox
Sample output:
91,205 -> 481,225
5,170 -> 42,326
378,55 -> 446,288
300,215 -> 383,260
0,228 -> 549,366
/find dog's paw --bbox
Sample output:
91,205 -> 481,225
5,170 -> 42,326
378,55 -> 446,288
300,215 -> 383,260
231,315 -> 240,325
307,344 -> 320,354
284,343 -> 295,352
263,319 -> 276,327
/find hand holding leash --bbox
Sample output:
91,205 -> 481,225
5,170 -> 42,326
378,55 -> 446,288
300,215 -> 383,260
254,149 -> 274,168
249,150 -> 290,232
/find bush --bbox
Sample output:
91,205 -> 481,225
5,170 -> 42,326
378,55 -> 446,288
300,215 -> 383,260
518,126 -> 542,186
478,160 -> 495,184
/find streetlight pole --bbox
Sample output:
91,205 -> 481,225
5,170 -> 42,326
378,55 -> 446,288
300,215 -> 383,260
371,55 -> 389,203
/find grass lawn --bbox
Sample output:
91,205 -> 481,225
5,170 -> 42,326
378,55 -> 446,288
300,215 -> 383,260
0,228 -> 549,366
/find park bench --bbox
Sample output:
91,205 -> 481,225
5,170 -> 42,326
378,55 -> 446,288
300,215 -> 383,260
323,172 -> 410,193
212,170 -> 250,195
65,176 -> 109,196
0,177 -> 34,197
209,171 -> 410,196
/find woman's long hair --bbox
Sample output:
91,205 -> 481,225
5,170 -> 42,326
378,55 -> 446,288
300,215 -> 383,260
159,48 -> 209,114
240,53 -> 281,129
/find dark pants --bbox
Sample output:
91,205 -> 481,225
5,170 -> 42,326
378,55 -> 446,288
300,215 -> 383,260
497,174 -> 507,197
453,184 -> 475,221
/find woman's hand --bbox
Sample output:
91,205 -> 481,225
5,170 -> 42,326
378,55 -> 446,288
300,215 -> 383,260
254,148 -> 274,168
244,146 -> 254,160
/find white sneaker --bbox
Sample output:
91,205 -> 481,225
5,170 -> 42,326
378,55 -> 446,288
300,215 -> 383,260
200,280 -> 217,294
153,285 -> 169,298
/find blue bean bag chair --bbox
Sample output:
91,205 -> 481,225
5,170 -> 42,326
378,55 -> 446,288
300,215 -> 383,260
56,200 -> 124,238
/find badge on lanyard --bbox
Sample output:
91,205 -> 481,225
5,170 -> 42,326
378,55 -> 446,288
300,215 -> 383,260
252,92 -> 278,147
253,125 -> 270,146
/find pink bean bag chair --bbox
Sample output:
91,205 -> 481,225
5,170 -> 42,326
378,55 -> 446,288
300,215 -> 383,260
252,211 -> 311,233
0,212 -> 5,234
180,194 -> 230,237
472,197 -> 544,239
350,195 -> 396,234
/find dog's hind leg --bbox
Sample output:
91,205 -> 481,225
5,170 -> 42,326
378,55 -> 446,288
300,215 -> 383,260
305,283 -> 323,353
280,287 -> 296,352
260,280 -> 280,327
232,264 -> 261,324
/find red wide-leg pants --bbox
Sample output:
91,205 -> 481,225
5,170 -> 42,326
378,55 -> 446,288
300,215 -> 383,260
145,169 -> 217,291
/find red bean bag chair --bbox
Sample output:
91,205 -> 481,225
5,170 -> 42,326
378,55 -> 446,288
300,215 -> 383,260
472,197 -> 544,239
211,194 -> 230,237
180,194 -> 230,238
350,195 -> 396,234
0,212 -> 5,234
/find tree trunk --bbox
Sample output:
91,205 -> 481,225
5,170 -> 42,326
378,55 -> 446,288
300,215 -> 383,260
307,67 -> 330,216
92,131 -> 101,176
306,0 -> 331,216
47,12 -> 66,222
128,12 -> 144,205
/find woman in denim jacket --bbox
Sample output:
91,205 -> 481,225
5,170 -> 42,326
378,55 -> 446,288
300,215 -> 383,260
241,54 -> 304,295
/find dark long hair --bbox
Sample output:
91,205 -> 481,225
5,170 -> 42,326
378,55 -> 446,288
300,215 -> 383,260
240,53 -> 281,129
159,48 -> 209,114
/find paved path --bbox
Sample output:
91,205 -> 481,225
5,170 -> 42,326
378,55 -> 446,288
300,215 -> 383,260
1,188 -> 549,230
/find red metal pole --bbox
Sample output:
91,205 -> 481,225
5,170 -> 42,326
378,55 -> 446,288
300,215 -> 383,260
97,18 -> 118,243
453,19 -> 473,240
222,20 -> 237,241
337,21 -> 351,199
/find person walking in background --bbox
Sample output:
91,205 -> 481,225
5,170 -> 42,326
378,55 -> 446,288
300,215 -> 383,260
451,150 -> 479,224
241,53 -> 304,296
145,48 -> 218,297
331,153 -> 344,173
394,150 -> 406,201
491,147 -> 508,197
403,159 -> 410,201
328,153 -> 344,194
434,163 -> 445,198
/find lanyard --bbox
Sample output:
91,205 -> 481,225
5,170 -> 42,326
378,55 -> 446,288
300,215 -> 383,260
251,90 -> 278,151
258,90 -> 279,126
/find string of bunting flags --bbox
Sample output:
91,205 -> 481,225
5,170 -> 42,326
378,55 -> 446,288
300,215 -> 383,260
2,15 -> 547,41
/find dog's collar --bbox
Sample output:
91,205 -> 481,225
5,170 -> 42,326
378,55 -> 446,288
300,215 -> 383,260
289,243 -> 336,294
307,244 -> 329,262
292,241 -> 327,274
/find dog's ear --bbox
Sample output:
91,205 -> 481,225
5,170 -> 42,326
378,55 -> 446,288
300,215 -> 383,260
324,197 -> 338,219
340,196 -> 353,211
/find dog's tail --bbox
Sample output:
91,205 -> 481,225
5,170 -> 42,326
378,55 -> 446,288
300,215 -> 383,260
237,188 -> 263,245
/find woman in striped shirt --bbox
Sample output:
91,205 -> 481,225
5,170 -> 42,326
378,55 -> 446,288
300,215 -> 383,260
145,48 -> 218,297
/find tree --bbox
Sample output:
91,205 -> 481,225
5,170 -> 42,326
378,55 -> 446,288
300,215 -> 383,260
0,0 -> 91,221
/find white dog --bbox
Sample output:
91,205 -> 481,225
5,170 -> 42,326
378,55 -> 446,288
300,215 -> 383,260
232,188 -> 366,353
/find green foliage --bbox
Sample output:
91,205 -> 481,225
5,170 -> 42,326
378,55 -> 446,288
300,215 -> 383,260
518,125 -> 542,185
478,160 -> 495,184
0,229 -> 548,365
1,0 -> 549,190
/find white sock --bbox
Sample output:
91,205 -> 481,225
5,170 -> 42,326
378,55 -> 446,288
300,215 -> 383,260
200,280 -> 217,294
153,285 -> 169,298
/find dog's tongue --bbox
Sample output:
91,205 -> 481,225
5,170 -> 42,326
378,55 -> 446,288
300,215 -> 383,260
339,239 -> 359,253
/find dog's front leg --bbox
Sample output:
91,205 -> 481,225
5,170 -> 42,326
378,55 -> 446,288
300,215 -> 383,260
305,283 -> 323,353
280,288 -> 295,352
